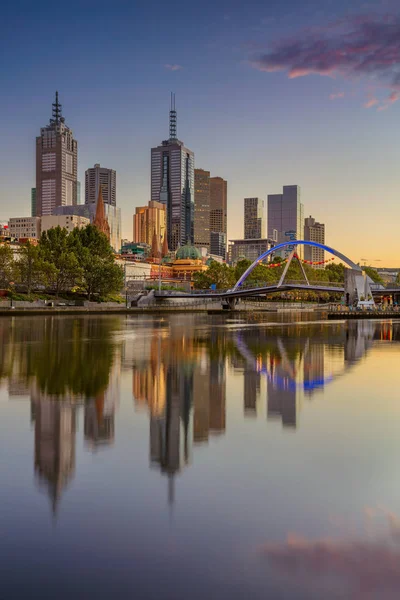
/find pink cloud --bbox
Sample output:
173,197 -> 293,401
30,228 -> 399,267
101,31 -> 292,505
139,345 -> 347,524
259,509 -> 400,599
164,64 -> 183,71
364,96 -> 379,108
251,13 -> 400,110
330,91 -> 345,100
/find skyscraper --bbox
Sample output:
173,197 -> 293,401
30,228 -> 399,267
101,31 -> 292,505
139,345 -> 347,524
267,185 -> 304,256
31,188 -> 36,217
36,92 -> 78,216
210,177 -> 227,236
151,94 -> 194,251
133,201 -> 166,247
85,164 -> 116,207
194,169 -> 210,250
244,197 -> 265,239
304,215 -> 325,268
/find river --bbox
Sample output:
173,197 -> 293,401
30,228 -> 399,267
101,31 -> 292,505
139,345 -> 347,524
0,314 -> 399,599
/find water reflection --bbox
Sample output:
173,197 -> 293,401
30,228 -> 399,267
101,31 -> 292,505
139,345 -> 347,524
1,316 -> 399,516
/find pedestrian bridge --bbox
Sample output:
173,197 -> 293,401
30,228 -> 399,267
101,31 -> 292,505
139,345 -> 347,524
154,241 -> 399,305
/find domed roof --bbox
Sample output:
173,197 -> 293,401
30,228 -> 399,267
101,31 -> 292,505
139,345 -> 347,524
175,245 -> 201,260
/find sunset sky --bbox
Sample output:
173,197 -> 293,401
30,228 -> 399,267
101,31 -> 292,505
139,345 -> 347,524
1,0 -> 399,265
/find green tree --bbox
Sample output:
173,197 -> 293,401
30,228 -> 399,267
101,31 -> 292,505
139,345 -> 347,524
193,262 -> 235,290
16,242 -> 53,294
325,262 -> 346,282
70,225 -> 123,300
0,245 -> 15,288
39,226 -> 81,296
362,266 -> 384,285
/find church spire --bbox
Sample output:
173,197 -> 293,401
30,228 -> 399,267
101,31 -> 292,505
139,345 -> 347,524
169,92 -> 177,141
93,186 -> 111,241
151,229 -> 160,259
162,233 -> 169,257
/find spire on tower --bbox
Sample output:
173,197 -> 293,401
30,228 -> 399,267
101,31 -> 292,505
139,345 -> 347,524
51,91 -> 62,124
169,92 -> 177,140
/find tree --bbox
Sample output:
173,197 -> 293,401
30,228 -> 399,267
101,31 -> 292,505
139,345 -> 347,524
0,245 -> 14,289
193,262 -> 235,290
70,226 -> 123,300
362,266 -> 384,285
16,242 -> 53,294
39,227 -> 81,296
325,262 -> 346,282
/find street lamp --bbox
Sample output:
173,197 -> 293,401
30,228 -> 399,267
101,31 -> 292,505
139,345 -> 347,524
9,281 -> 15,309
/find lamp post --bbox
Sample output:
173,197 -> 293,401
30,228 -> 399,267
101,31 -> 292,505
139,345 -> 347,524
158,235 -> 162,293
9,281 -> 15,309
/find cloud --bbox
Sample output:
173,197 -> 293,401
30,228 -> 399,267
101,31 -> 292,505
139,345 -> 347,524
364,95 -> 379,108
259,509 -> 400,599
329,91 -> 345,100
250,13 -> 400,110
164,64 -> 183,71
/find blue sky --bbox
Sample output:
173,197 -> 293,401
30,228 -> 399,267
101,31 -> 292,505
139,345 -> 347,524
1,0 -> 399,264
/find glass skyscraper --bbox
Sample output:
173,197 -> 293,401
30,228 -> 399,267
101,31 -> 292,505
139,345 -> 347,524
151,95 -> 194,251
267,185 -> 304,257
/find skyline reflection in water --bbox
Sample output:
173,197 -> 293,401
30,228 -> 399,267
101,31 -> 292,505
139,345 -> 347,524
0,315 -> 400,599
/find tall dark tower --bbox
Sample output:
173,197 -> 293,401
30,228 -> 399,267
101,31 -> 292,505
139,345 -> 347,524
36,92 -> 78,216
150,95 -> 194,251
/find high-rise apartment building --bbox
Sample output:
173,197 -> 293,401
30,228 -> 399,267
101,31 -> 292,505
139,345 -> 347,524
133,201 -> 166,247
244,197 -> 265,239
209,177 -> 227,259
304,215 -> 325,268
194,169 -> 210,250
210,177 -> 227,237
36,92 -> 78,216
85,164 -> 116,207
267,185 -> 304,256
150,94 -> 194,251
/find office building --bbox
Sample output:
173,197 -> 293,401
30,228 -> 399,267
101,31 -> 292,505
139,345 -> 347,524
210,176 -> 227,238
36,92 -> 78,216
133,201 -> 166,247
267,185 -> 304,256
304,215 -> 325,268
228,238 -> 275,264
210,231 -> 226,259
31,188 -> 36,217
53,204 -> 121,252
77,181 -> 81,205
151,94 -> 194,250
85,164 -> 116,207
244,197 -> 265,239
41,214 -> 90,234
194,169 -> 210,250
9,217 -> 41,240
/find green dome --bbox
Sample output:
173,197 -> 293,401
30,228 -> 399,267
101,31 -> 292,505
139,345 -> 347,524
175,245 -> 202,260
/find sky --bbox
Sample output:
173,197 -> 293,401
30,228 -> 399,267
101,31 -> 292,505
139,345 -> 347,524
1,0 -> 399,265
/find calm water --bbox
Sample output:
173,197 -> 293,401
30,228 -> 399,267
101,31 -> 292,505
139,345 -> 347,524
1,314 -> 400,600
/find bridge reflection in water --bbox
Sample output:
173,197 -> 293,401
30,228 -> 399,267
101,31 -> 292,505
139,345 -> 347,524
1,316 -> 399,513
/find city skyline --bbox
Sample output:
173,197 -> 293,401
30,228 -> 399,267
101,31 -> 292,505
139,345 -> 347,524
1,0 -> 400,265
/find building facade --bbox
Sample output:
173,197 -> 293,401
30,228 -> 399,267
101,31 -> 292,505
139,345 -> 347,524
9,217 -> 41,240
304,215 -> 325,268
228,238 -> 275,264
210,177 -> 227,239
244,197 -> 265,239
133,201 -> 166,247
31,188 -> 36,217
41,214 -> 90,234
85,164 -> 116,207
36,92 -> 78,216
210,231 -> 226,260
267,185 -> 304,256
194,169 -> 210,250
150,95 -> 194,251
